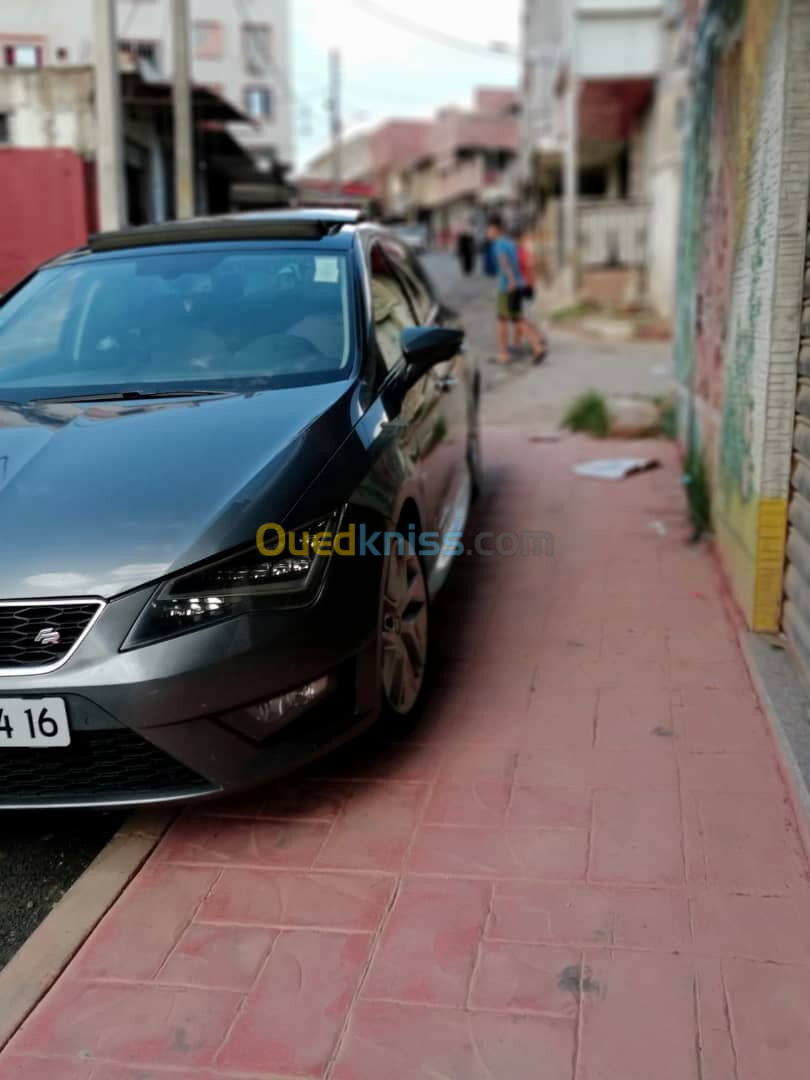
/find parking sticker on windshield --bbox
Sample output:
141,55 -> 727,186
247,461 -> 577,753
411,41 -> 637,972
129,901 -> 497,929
315,257 -> 340,283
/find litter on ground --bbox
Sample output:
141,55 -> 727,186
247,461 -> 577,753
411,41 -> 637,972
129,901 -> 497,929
573,457 -> 661,480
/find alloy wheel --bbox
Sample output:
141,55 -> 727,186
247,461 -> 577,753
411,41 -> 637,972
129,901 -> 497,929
381,543 -> 429,715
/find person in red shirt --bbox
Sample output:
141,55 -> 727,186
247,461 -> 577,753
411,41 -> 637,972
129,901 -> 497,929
512,227 -> 546,360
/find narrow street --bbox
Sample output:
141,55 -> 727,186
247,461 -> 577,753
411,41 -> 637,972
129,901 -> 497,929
5,269 -> 808,1078
422,251 -> 674,429
0,257 -> 671,971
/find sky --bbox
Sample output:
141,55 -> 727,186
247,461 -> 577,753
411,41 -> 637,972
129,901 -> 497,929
290,0 -> 521,170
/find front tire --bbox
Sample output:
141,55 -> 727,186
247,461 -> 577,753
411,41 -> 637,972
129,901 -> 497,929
380,540 -> 430,718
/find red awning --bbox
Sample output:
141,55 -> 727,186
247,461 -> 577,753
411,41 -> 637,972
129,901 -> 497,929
579,78 -> 654,142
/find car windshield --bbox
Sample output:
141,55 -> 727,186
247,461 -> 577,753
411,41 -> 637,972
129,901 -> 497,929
0,247 -> 354,400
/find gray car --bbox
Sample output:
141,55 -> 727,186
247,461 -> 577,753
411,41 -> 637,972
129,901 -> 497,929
0,210 -> 480,807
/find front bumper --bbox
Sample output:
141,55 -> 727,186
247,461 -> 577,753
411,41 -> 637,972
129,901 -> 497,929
0,543 -> 384,809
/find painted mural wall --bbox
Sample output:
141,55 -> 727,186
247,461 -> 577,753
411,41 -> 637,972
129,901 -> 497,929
675,0 -> 788,627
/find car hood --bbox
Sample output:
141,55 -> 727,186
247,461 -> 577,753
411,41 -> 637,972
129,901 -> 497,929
0,386 -> 356,599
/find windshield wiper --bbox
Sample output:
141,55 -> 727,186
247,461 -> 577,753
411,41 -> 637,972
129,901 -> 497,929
30,389 -> 228,404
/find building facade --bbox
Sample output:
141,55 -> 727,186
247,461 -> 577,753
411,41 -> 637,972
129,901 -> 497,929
675,0 -> 810,667
520,0 -> 688,317
299,91 -> 517,242
0,0 -> 292,167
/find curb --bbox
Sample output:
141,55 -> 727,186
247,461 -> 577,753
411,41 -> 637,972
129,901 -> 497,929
0,806 -> 175,1049
739,629 -> 810,861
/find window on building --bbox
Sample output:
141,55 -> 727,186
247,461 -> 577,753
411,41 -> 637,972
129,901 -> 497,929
243,23 -> 272,75
193,20 -> 223,59
0,114 -> 9,144
244,85 -> 273,120
3,43 -> 43,67
118,39 -> 161,76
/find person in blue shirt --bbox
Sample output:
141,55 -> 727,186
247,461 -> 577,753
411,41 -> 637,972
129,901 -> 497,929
487,214 -> 547,366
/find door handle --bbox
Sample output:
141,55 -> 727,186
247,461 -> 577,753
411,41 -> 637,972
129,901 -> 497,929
435,375 -> 457,392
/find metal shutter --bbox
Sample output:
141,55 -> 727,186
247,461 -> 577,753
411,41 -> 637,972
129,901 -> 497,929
782,209 -> 810,677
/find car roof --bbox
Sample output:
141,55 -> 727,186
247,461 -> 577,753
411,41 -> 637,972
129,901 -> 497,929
85,209 -> 367,254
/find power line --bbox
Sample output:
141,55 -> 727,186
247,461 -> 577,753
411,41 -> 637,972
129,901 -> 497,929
350,0 -> 518,59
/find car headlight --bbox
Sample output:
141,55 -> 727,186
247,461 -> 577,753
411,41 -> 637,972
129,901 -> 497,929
124,514 -> 338,647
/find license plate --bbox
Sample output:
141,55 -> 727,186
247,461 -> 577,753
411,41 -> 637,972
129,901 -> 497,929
0,698 -> 70,748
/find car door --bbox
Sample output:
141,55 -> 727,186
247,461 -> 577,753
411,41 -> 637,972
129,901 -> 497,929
381,240 -> 468,541
367,241 -> 448,538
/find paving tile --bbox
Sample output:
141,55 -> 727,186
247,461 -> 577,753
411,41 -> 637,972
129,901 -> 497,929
601,621 -> 669,665
70,865 -> 219,980
578,951 -> 698,1080
691,890 -> 810,963
590,788 -> 684,886
424,780 -> 511,826
363,877 -> 490,1006
515,746 -> 678,790
698,1027 -> 737,1080
439,741 -> 519,784
216,930 -> 371,1078
490,881 -> 691,952
672,696 -> 769,751
198,867 -> 394,931
216,778 -> 347,821
9,982 -> 241,1068
155,815 -> 329,869
677,750 -> 783,795
507,784 -> 592,829
725,958 -> 810,1080
469,941 -> 580,1017
0,1059 -> 92,1080
313,740 -> 443,782
332,1000 -> 576,1080
595,688 -> 674,748
157,922 -> 277,991
419,705 -> 527,745
89,1066 -> 231,1080
406,824 -> 588,880
685,792 -> 809,891
524,685 -> 599,748
314,782 -> 425,872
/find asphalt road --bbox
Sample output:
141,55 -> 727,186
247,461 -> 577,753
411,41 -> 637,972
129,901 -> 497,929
0,810 -> 122,969
0,250 -> 498,973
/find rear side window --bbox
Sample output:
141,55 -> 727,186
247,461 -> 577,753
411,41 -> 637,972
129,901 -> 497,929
383,241 -> 435,323
369,244 -> 417,373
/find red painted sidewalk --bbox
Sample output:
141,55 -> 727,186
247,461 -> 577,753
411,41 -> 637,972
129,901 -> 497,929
4,430 -> 810,1080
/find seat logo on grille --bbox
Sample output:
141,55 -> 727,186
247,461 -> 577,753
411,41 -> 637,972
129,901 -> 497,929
34,627 -> 61,646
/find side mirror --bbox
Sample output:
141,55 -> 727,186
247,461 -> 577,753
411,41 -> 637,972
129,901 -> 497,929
401,326 -> 464,369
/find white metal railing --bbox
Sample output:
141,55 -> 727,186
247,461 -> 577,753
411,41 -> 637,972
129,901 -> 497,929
577,201 -> 649,268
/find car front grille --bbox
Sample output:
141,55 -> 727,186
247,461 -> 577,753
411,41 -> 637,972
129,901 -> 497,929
0,601 -> 103,671
0,728 -> 214,805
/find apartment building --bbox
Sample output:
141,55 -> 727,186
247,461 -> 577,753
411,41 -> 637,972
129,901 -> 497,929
0,0 -> 292,167
520,0 -> 688,318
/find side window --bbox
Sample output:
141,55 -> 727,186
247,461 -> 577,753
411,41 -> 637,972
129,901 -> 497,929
369,244 -> 417,374
383,242 -> 434,324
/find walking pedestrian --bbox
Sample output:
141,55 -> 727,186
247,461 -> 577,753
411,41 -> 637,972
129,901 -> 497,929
456,222 -> 476,276
487,214 -> 547,365
511,226 -> 546,355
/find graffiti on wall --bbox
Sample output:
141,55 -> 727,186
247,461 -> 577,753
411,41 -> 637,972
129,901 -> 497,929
674,0 -> 781,508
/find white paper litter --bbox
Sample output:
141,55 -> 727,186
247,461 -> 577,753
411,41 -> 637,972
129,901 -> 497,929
573,457 -> 660,480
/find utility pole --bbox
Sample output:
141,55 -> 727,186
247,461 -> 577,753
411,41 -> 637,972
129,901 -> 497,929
328,48 -> 342,200
172,0 -> 195,218
563,0 -> 579,299
94,0 -> 126,230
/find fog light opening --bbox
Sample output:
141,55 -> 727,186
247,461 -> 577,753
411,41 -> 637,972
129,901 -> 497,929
223,674 -> 335,741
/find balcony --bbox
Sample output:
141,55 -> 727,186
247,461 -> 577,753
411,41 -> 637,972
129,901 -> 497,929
578,200 -> 649,268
